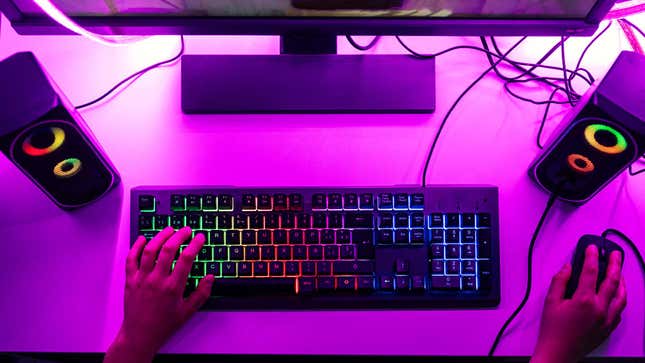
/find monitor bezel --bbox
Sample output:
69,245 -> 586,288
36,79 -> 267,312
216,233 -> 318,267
0,0 -> 616,36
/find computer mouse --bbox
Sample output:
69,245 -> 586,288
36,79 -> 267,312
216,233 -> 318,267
564,235 -> 624,299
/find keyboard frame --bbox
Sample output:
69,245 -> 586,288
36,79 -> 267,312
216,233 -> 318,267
131,185 -> 501,310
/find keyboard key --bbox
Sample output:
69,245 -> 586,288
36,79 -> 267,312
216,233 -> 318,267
274,194 -> 288,211
138,195 -> 155,212
202,214 -> 216,229
257,195 -> 271,210
321,230 -> 335,244
430,244 -> 444,258
280,213 -> 295,229
430,214 -> 443,227
187,195 -> 201,211
171,194 -> 185,211
226,230 -> 241,245
285,262 -> 300,276
462,213 -> 475,227
410,194 -> 424,209
336,229 -> 351,244
352,230 -> 374,245
254,261 -> 268,276
333,261 -> 373,275
462,229 -> 476,243
340,245 -> 355,259
230,246 -> 244,260
328,213 -> 343,228
298,277 -> 315,294
222,262 -> 236,276
218,214 -> 232,229
395,258 -> 409,274
344,193 -> 358,209
317,277 -> 334,291
289,229 -> 303,244
394,229 -> 409,244
345,213 -> 374,228
411,275 -> 425,290
277,246 -> 291,260
242,230 -> 256,244
430,229 -> 443,243
154,215 -> 170,229
446,229 -> 459,243
273,230 -> 287,244
356,244 -> 375,259
359,194 -> 374,210
446,260 -> 460,274
380,275 -> 394,290
462,260 -> 476,274
378,193 -> 393,209
245,246 -> 260,260
317,261 -> 332,275
337,277 -> 356,290
234,214 -> 248,229
261,246 -> 276,260
358,276 -> 375,291
170,215 -> 185,229
238,262 -> 252,276
213,246 -> 227,260
191,262 -> 205,277
446,214 -> 459,227
396,276 -> 410,291
477,229 -> 492,258
309,246 -> 323,260
206,262 -> 220,277
270,261 -> 284,276
313,213 -> 327,228
324,245 -> 339,260
312,194 -> 326,210
139,215 -> 153,230
478,213 -> 491,227
293,245 -> 307,260
463,276 -> 476,290
411,213 -> 424,228
446,244 -> 460,258
203,194 -> 217,211
328,193 -> 342,209
379,213 -> 393,228
377,230 -> 394,244
242,194 -> 256,210
289,194 -> 304,211
198,246 -> 212,261
395,213 -> 408,228
394,194 -> 409,209
257,230 -> 271,244
462,244 -> 475,258
297,214 -> 311,228
302,261 -> 316,275
187,214 -> 201,229
432,276 -> 459,290
411,229 -> 424,244
431,260 -> 444,274
305,230 -> 320,244
212,278 -> 295,295
219,195 -> 234,211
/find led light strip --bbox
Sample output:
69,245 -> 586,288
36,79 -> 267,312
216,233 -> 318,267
33,0 -> 144,46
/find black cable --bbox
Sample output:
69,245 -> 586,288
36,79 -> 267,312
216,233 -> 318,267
75,35 -> 185,110
601,229 -> 645,275
346,35 -> 382,51
560,36 -> 577,107
629,165 -> 645,176
488,193 -> 559,357
621,18 -> 645,39
572,21 -> 612,82
420,36 -> 528,187
537,87 -> 566,149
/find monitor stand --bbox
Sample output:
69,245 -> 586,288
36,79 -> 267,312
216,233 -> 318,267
181,33 -> 435,113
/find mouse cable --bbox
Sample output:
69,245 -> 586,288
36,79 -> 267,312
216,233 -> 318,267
75,35 -> 185,110
346,35 -> 382,51
488,193 -> 558,357
420,36 -> 528,187
601,228 -> 645,277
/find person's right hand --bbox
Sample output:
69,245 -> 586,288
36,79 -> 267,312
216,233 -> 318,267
531,245 -> 627,363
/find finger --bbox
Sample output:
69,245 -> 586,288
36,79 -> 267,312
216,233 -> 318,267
171,233 -> 207,288
546,263 -> 572,303
598,251 -> 622,307
575,244 -> 599,297
182,275 -> 214,321
139,226 -> 176,273
606,277 -> 627,325
154,227 -> 196,275
126,236 -> 147,278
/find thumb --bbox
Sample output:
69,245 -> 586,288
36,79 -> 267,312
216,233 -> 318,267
182,275 -> 214,321
546,263 -> 572,304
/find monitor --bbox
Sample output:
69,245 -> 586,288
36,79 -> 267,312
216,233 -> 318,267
0,0 -> 617,113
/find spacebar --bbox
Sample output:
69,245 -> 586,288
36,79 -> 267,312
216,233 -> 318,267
212,278 -> 296,296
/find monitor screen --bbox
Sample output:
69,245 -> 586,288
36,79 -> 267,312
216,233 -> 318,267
9,0 -> 600,19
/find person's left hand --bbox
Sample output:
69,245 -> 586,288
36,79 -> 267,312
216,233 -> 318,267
105,227 -> 214,363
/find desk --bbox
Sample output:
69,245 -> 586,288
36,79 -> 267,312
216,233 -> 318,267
0,14 -> 643,357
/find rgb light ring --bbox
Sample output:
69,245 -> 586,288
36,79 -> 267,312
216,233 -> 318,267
53,158 -> 82,178
22,127 -> 65,157
567,154 -> 595,174
584,124 -> 627,155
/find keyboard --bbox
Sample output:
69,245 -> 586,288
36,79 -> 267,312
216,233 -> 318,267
131,186 -> 500,309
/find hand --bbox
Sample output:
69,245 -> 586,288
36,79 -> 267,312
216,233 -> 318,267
531,245 -> 627,363
104,227 -> 214,363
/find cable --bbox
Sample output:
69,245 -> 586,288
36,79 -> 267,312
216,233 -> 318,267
629,165 -> 645,176
488,193 -> 559,357
420,36 -> 528,187
601,229 -> 645,275
536,87 -> 566,149
560,36 -> 576,107
75,35 -> 185,110
622,18 -> 645,39
346,35 -> 382,51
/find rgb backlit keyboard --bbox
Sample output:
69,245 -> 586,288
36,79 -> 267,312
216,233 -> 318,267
131,186 -> 500,309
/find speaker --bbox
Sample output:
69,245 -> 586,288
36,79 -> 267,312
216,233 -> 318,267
530,51 -> 645,204
0,52 -> 120,209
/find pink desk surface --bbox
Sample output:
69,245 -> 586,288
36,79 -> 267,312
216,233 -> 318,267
0,14 -> 643,357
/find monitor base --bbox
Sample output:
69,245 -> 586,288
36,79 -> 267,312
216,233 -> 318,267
181,54 -> 435,113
